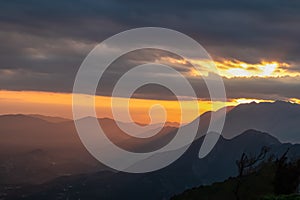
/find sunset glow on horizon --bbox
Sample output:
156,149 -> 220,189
1,90 -> 297,124
1,57 -> 298,125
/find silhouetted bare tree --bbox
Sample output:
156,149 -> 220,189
234,146 -> 270,200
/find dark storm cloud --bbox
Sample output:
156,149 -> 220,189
1,0 -> 300,56
0,0 -> 300,100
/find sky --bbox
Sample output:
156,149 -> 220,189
0,0 -> 300,123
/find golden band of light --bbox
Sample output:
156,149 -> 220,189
1,90 -> 296,124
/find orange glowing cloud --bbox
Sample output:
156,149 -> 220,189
289,98 -> 300,104
213,59 -> 297,78
229,98 -> 274,104
159,56 -> 188,65
158,56 -> 300,79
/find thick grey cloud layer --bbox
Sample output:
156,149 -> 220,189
0,0 -> 299,100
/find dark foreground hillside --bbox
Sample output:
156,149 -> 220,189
172,156 -> 300,200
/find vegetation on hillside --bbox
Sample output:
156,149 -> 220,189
171,148 -> 300,200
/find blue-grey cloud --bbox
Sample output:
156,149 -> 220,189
0,0 -> 300,100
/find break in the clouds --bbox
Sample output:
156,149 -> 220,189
0,0 -> 300,101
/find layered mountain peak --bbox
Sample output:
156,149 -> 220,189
232,129 -> 280,146
220,101 -> 300,143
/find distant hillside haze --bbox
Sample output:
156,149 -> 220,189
193,101 -> 300,143
0,115 -> 102,184
28,114 -> 70,123
221,101 -> 300,143
0,115 -> 177,184
0,101 -> 299,186
7,129 -> 300,200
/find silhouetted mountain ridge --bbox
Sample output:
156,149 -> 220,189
221,101 -> 300,143
7,129 -> 300,200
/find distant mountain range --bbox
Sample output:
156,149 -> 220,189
195,101 -> 300,143
28,114 -> 71,123
0,114 -> 177,184
0,114 -> 102,184
4,129 -> 300,200
0,101 -> 300,199
221,101 -> 300,143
